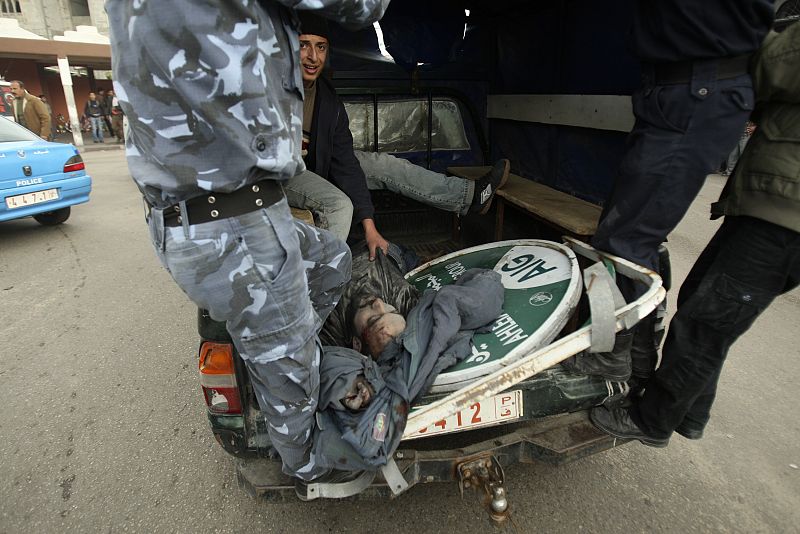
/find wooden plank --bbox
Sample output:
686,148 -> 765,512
447,166 -> 601,237
499,174 -> 601,236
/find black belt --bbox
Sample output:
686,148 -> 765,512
160,179 -> 284,227
650,54 -> 750,85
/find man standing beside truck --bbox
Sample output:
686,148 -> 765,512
107,0 -> 388,483
566,0 -> 775,386
591,17 -> 800,446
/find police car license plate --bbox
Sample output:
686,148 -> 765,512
406,390 -> 523,440
5,188 -> 59,209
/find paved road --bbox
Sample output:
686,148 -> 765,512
1,151 -> 798,533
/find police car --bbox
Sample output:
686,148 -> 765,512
0,113 -> 92,225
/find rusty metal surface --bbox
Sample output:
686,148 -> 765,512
457,455 -> 509,523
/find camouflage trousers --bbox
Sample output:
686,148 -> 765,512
148,196 -> 351,480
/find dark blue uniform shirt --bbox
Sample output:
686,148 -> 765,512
631,0 -> 775,63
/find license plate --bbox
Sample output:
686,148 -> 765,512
405,390 -> 523,440
5,188 -> 59,209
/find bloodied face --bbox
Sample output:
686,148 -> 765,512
351,296 -> 406,359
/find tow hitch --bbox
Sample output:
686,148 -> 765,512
457,455 -> 509,524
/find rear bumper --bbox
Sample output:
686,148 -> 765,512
210,366 -> 627,460
235,410 -> 626,502
0,174 -> 92,222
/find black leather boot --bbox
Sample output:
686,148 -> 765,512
562,330 -> 633,381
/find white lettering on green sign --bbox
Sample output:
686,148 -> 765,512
415,273 -> 442,291
445,262 -> 466,280
493,313 -> 529,346
465,342 -> 491,364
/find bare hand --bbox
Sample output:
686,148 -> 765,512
362,219 -> 389,261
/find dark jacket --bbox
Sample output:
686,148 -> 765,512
711,22 -> 800,233
307,76 -> 375,223
83,100 -> 104,118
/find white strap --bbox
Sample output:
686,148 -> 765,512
583,261 -> 626,353
304,470 -> 376,500
381,458 -> 410,496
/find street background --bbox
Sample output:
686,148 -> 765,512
1,150 -> 798,533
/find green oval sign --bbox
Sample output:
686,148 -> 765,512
405,240 -> 581,391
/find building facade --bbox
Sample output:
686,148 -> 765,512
1,1 -> 111,145
1,0 -> 108,39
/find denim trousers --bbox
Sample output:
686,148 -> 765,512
284,153 -> 473,239
148,197 -> 351,479
632,216 -> 800,439
283,170 -> 354,240
356,151 -> 473,215
89,116 -> 104,142
591,65 -> 755,303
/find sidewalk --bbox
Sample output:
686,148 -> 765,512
51,132 -> 125,153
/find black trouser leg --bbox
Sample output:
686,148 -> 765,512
632,217 -> 800,439
592,72 -> 754,303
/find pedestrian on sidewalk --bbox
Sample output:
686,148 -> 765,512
83,93 -> 104,143
9,80 -> 50,140
108,89 -> 124,143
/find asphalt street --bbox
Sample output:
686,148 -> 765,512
1,150 -> 798,533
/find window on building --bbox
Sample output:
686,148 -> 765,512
69,0 -> 90,17
1,1 -> 22,14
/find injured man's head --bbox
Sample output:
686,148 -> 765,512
351,295 -> 407,358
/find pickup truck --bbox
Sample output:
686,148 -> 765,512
196,2 -> 672,519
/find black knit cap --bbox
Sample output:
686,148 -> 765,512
298,12 -> 330,40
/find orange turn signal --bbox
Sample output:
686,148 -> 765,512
199,342 -> 235,375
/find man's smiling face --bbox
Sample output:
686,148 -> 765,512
299,33 -> 329,85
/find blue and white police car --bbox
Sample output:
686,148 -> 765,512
0,115 -> 91,225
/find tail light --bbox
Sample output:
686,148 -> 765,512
63,154 -> 85,173
198,342 -> 242,414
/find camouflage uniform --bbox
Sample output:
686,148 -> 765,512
107,0 -> 388,479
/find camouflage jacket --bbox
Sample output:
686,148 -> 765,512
107,0 -> 388,208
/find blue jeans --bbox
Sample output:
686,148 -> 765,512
89,116 -> 104,142
148,197 -> 351,479
591,65 -> 755,302
356,151 -> 473,215
284,170 -> 354,241
633,216 -> 800,439
284,153 -> 474,239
